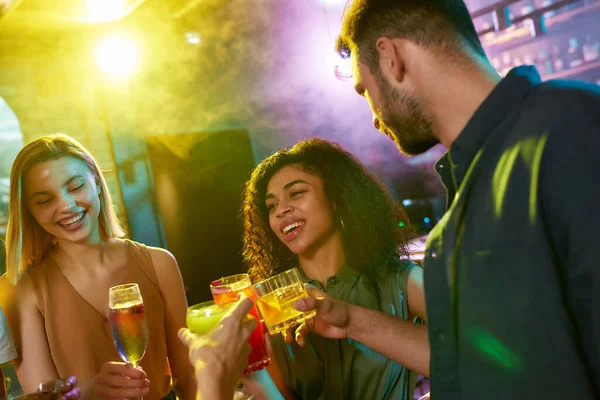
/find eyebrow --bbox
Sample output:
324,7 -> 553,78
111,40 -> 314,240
265,179 -> 309,200
30,175 -> 84,197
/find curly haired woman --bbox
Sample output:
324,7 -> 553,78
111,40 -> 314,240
241,138 -> 429,400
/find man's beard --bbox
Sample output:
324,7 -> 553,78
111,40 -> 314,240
375,73 -> 438,156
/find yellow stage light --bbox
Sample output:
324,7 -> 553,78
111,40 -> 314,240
95,33 -> 140,79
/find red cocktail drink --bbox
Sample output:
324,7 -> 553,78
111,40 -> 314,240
210,274 -> 270,374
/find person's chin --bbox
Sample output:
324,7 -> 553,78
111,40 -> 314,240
395,137 -> 438,156
284,240 -> 307,256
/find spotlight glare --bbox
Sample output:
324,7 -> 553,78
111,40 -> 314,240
95,33 -> 140,79
185,32 -> 201,45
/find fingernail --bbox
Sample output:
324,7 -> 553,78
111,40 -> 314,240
144,379 -> 150,387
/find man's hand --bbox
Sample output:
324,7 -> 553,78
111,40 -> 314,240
178,294 -> 257,400
282,285 -> 352,347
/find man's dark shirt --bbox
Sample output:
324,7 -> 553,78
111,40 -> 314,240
425,66 -> 600,399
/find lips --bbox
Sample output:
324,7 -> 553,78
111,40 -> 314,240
57,211 -> 86,227
279,218 -> 306,234
282,221 -> 305,234
279,218 -> 306,242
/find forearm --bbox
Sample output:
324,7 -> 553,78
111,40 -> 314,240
347,304 -> 430,377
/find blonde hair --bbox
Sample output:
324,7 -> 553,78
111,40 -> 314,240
5,133 -> 125,285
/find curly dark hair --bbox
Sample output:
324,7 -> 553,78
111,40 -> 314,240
242,138 -> 416,292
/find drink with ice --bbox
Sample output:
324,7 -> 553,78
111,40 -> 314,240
254,268 -> 316,335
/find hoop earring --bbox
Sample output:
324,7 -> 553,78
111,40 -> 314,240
340,218 -> 346,231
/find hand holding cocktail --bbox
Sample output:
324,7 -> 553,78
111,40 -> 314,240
180,295 -> 257,400
280,283 -> 351,347
254,268 -> 317,338
210,274 -> 270,374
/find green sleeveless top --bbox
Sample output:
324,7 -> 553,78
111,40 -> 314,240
269,260 -> 419,400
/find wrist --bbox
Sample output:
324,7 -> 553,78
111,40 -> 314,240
345,302 -> 361,340
82,376 -> 100,400
195,368 -> 234,400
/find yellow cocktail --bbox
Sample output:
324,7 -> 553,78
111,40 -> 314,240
186,301 -> 234,334
254,268 -> 316,335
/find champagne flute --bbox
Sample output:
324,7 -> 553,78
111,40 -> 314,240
109,283 -> 149,400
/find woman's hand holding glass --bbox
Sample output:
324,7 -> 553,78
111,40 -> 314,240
57,376 -> 80,400
179,294 -> 257,400
95,362 -> 150,400
282,284 -> 351,346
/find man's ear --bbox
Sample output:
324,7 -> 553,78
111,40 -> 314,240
375,36 -> 406,83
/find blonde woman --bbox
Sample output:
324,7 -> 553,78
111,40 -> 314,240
3,134 -> 194,400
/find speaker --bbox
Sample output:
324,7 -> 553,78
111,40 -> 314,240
146,130 -> 255,305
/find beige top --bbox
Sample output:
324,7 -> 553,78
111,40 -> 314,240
30,240 -> 171,400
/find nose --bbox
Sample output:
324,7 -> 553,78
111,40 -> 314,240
276,200 -> 293,217
372,114 -> 381,131
57,193 -> 77,213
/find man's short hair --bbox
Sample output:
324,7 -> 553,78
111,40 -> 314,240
336,0 -> 486,70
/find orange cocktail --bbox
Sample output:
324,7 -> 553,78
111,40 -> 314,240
210,274 -> 270,374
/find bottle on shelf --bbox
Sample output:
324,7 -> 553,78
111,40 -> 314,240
513,55 -> 524,67
505,6 -> 517,32
536,48 -> 552,75
520,0 -> 535,30
566,37 -> 584,68
481,15 -> 496,42
550,44 -> 566,73
523,52 -> 536,67
582,33 -> 600,62
501,51 -> 514,76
